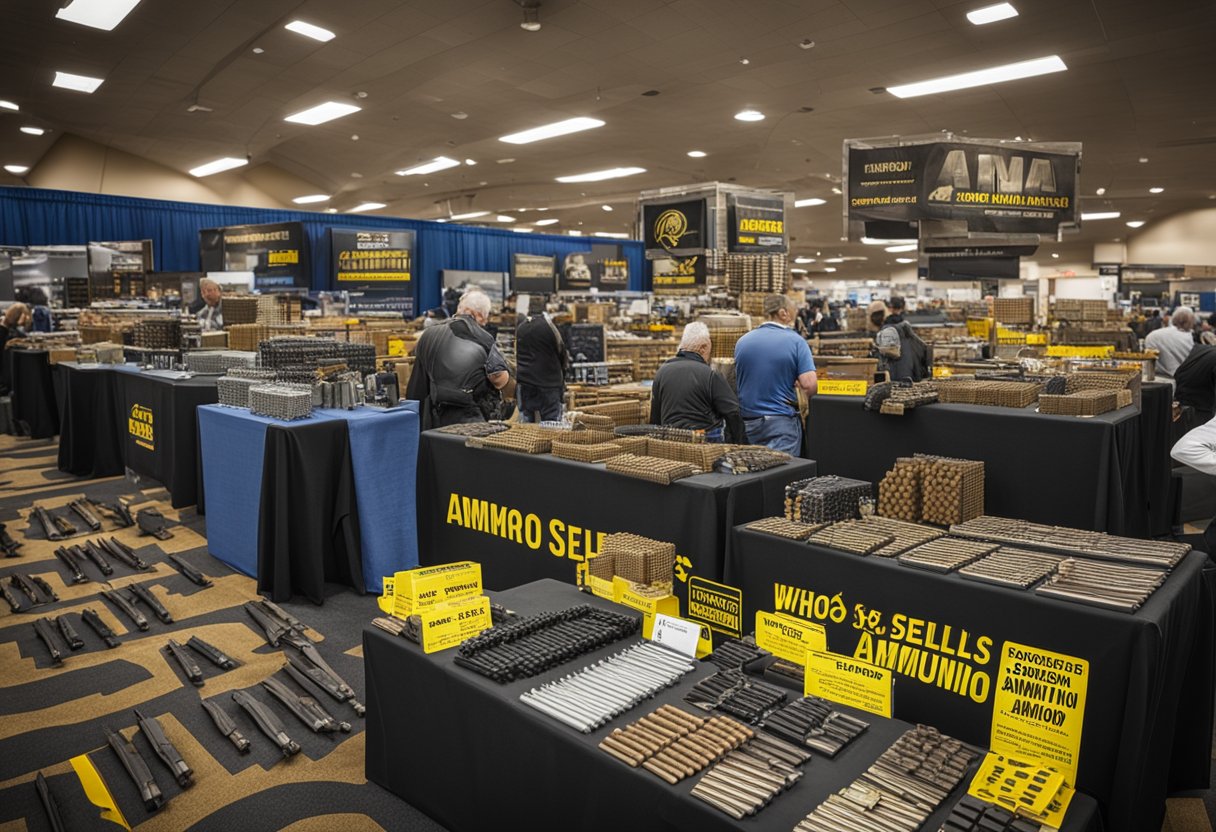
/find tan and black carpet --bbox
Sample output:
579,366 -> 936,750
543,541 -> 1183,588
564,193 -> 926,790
0,434 -> 446,832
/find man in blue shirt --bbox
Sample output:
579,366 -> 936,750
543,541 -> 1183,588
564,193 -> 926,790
734,294 -> 817,455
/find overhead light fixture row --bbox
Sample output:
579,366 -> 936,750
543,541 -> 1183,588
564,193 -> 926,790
895,257 -> 917,264
1080,211 -> 1120,221
189,157 -> 248,177
886,55 -> 1066,98
1125,220 -> 1145,228
56,0 -> 141,31
349,202 -> 386,213
1149,186 -> 1164,194
687,150 -> 707,158
885,244 -> 918,253
397,157 -> 461,176
20,126 -> 45,136
966,3 -> 1018,25
52,71 -> 105,93
499,116 -> 604,144
292,194 -> 330,204
555,166 -> 645,183
284,101 -> 360,125
594,232 -> 629,239
285,20 -> 335,42
794,198 -> 827,207
449,211 -> 489,220
734,109 -> 765,122
533,218 -> 559,226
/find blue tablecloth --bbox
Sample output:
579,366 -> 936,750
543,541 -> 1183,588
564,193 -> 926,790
198,403 -> 419,593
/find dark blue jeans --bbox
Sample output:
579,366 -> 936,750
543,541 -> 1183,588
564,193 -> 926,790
743,414 -> 802,456
518,385 -> 564,423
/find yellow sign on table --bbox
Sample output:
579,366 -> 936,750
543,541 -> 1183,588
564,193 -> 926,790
1046,344 -> 1114,358
989,641 -> 1088,783
418,596 -> 493,653
755,611 -> 826,665
817,379 -> 868,397
391,561 -> 482,619
805,650 -> 893,717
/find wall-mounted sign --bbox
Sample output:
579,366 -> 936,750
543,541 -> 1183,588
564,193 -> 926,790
846,139 -> 1080,236
643,199 -> 708,255
332,228 -> 415,317
559,252 -> 594,291
728,194 -> 787,252
511,253 -> 557,294
652,255 -> 706,292
200,222 -> 309,290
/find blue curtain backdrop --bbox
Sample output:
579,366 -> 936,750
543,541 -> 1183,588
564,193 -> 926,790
0,186 -> 644,311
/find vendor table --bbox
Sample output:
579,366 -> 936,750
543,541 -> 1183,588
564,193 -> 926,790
9,349 -> 58,438
416,431 -> 816,622
364,579 -> 1101,832
53,362 -> 131,478
197,403 -> 420,603
1139,382 -> 1176,536
726,528 -> 1213,832
807,394 -> 1151,536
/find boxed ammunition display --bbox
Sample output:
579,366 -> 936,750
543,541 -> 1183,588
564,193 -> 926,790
597,705 -> 755,783
433,422 -> 511,437
605,453 -> 695,484
644,437 -> 729,470
745,516 -> 824,541
993,296 -> 1035,325
877,457 -> 922,522
713,447 -> 790,474
183,350 -> 257,374
217,375 -> 260,408
550,440 -> 623,463
878,455 -> 984,526
571,399 -> 648,426
871,381 -> 940,415
226,324 -> 270,352
897,537 -> 1000,572
1053,298 -> 1108,322
612,435 -> 650,455
220,295 -> 261,325
258,338 -> 377,377
614,424 -> 705,443
1038,389 -> 1119,416
784,476 -> 872,524
949,515 -> 1189,568
935,379 -> 1041,408
132,319 -> 181,350
808,522 -> 896,555
958,546 -> 1066,588
248,383 -> 313,420
603,532 -> 676,585
547,428 -> 616,445
466,427 -> 554,455
860,515 -> 945,557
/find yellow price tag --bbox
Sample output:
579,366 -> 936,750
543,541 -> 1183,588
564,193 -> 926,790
818,379 -> 868,397
805,650 -> 894,717
418,596 -> 493,653
1025,333 -> 1048,345
755,611 -> 826,665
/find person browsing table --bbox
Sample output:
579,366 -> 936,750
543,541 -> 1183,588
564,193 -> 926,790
733,295 -> 817,455
650,322 -> 746,443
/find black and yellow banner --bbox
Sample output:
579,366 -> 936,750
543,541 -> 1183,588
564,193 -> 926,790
200,221 -> 309,290
331,229 -> 415,316
651,255 -> 706,292
728,194 -> 787,253
642,199 -> 707,255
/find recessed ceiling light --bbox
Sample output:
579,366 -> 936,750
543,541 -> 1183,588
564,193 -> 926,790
738,57 -> 750,65
534,218 -> 559,226
189,157 -> 248,177
794,257 -> 816,264
20,126 -> 45,136
499,116 -> 605,144
794,198 -> 827,207
325,208 -> 337,213
52,71 -> 105,93
1149,186 -> 1164,194
734,109 -> 765,122
1051,252 -> 1060,258
567,230 -> 584,236
823,267 -> 837,273
292,194 -> 330,204
1095,187 -> 1106,196
0,100 -> 18,111
687,150 -> 707,158
791,268 -> 808,274
495,215 -> 516,223
1081,211 -> 1120,221
284,20 -> 335,42
1139,157 -> 1149,163
450,111 -> 468,120
450,211 -> 490,220
1125,220 -> 1145,228
252,47 -> 264,54
861,237 -> 915,245
594,231 -> 629,239
55,0 -> 141,31
4,165 -> 29,175
830,186 -> 843,195
284,101 -> 360,125
824,258 -> 845,264
885,244 -> 918,253
601,204 -> 613,212
513,227 -> 534,233
894,258 -> 917,264
966,2 -> 1018,25
464,159 -> 477,166
555,166 -> 646,183
397,156 -> 460,176
349,202 -> 386,213
887,55 -> 1066,98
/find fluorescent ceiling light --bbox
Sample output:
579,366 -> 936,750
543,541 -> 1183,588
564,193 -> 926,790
1149,186 -> 1164,194
349,202 -> 386,213
495,215 -> 516,223
52,71 -> 105,93
450,211 -> 489,220
512,227 -> 532,233
862,236 -> 914,245
1081,211 -> 1120,221
1051,253 -> 1059,258
791,268 -> 808,274
601,205 -> 613,212
594,232 -> 629,239
687,150 -> 707,158
292,194 -> 330,204
966,3 -> 1018,25
567,230 -> 584,236
325,208 -> 337,213
823,267 -> 837,273
895,257 -> 917,264
4,165 -> 29,175
824,258 -> 845,264
55,0 -> 141,31
499,116 -> 604,144
831,186 -> 842,195
1095,187 -> 1106,195
885,244 -> 918,253
189,156 -> 248,177
284,101 -> 360,125
285,20 -> 335,42
464,159 -> 477,166
794,198 -> 826,207
795,257 -> 816,264
0,100 -> 17,111
1125,220 -> 1145,228
534,218 -> 559,226
397,156 -> 460,176
20,126 -> 45,136
555,166 -> 645,183
734,109 -> 765,122
887,55 -> 1066,98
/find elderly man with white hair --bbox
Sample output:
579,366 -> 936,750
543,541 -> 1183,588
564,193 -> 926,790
648,321 -> 747,443
1145,305 -> 1197,382
192,278 -> 224,331
406,289 -> 511,429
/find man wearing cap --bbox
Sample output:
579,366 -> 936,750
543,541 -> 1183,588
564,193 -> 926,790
733,294 -> 817,455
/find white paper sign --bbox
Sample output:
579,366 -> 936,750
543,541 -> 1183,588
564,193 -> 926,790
650,614 -> 700,658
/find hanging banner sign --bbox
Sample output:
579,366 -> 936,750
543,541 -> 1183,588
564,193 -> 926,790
643,199 -> 708,255
652,255 -> 706,292
598,257 -> 629,289
202,222 -> 309,290
332,229 -> 415,317
846,139 -> 1080,236
728,194 -> 788,252
511,253 -> 557,294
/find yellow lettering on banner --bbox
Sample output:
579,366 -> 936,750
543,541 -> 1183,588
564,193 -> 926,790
419,596 -> 493,653
439,492 -> 610,562
990,642 -> 1088,783
548,519 -> 566,557
267,249 -> 299,264
805,649 -> 893,717
755,611 -> 826,665
446,493 -> 462,525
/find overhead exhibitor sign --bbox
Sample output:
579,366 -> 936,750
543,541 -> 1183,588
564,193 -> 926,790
728,194 -> 788,253
332,228 -> 415,317
845,138 -> 1080,237
643,199 -> 708,256
200,222 -> 309,290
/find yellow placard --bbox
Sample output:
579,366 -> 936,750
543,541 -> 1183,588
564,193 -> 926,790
613,577 -> 679,618
392,561 -> 482,619
755,611 -> 826,665
1046,345 -> 1113,359
418,596 -> 493,653
804,650 -> 893,717
990,641 -> 1088,783
377,576 -> 396,615
1025,332 -> 1048,345
968,752 -> 1076,827
686,576 -> 743,638
817,379 -> 868,396
932,365 -> 954,378
388,338 -> 407,357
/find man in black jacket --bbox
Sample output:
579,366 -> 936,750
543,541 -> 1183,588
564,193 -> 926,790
1174,343 -> 1216,425
650,322 -> 747,443
515,311 -> 568,423
406,290 -> 510,429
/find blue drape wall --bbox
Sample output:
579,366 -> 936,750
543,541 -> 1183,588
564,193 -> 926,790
0,186 -> 644,311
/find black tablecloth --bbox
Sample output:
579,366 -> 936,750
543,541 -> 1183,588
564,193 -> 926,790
725,529 -> 1212,832
10,350 -> 58,438
364,579 -> 1101,832
118,371 -> 217,508
257,420 -> 364,604
417,432 -> 816,625
1139,382 -> 1176,536
807,395 -> 1150,535
54,363 -> 127,477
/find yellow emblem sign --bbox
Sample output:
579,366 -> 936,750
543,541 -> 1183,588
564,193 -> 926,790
653,209 -> 688,251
